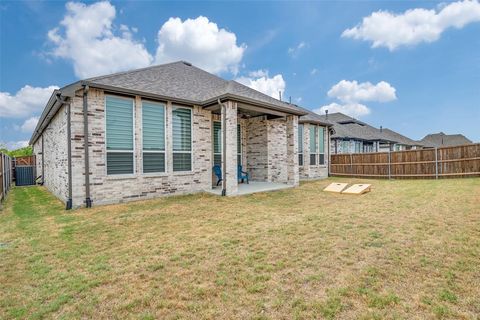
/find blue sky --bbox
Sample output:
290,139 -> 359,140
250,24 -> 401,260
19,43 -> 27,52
1,0 -> 479,149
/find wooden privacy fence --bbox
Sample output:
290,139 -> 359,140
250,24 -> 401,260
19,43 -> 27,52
330,144 -> 480,179
1,152 -> 13,203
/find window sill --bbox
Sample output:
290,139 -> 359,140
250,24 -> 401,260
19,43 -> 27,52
106,174 -> 137,181
143,172 -> 168,178
172,171 -> 194,176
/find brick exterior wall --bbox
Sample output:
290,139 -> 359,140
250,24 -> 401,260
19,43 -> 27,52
246,117 -> 269,181
66,88 -> 212,207
33,104 -> 69,202
298,123 -> 329,180
33,88 -> 308,207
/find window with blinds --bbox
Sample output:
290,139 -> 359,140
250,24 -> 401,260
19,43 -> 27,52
142,101 -> 165,173
298,124 -> 303,166
213,122 -> 242,166
309,125 -> 317,165
318,126 -> 325,165
172,106 -> 192,171
237,124 -> 242,165
213,121 -> 221,166
106,95 -> 134,175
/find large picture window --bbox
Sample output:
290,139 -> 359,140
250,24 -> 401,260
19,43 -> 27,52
309,126 -> 317,165
106,95 -> 134,175
237,124 -> 242,165
172,106 -> 192,171
142,101 -> 166,173
213,121 -> 222,166
318,126 -> 325,165
298,124 -> 303,166
213,121 -> 242,166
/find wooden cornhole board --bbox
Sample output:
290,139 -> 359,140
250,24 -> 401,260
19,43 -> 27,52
323,182 -> 348,193
342,184 -> 371,195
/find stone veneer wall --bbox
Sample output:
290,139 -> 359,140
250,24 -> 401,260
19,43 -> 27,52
32,104 -> 69,202
68,88 -> 212,207
299,123 -> 329,180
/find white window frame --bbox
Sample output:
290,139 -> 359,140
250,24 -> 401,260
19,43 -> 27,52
105,94 -> 136,177
141,99 -> 167,174
172,105 -> 193,173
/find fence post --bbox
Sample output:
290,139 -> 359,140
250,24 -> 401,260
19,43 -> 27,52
435,147 -> 438,179
350,153 -> 353,175
388,151 -> 391,180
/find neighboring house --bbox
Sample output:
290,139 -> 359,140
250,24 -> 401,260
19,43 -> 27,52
30,61 -> 331,208
420,132 -> 473,148
380,128 -> 424,151
317,112 -> 422,154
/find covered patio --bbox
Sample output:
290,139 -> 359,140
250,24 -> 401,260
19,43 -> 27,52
205,97 -> 302,196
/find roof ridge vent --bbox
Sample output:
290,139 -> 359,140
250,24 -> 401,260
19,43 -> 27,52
182,61 -> 192,66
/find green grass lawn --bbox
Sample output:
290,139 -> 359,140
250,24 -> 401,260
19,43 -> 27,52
1,178 -> 479,319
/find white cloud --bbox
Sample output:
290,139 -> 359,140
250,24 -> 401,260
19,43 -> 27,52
310,68 -> 318,75
47,1 -> 153,78
248,69 -> 269,78
155,16 -> 246,74
236,71 -> 286,99
314,102 -> 371,118
288,41 -> 307,57
20,116 -> 39,133
327,80 -> 397,103
316,80 -> 397,118
0,85 -> 58,118
0,140 -> 29,150
342,0 -> 480,50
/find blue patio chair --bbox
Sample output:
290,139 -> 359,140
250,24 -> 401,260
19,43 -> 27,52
213,165 -> 222,186
238,165 -> 249,184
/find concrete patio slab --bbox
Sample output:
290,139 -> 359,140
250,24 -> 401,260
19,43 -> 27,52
206,181 -> 293,196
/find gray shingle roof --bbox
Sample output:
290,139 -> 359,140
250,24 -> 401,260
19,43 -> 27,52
381,128 -> 423,146
297,107 -> 332,126
30,61 -> 309,145
420,132 -> 473,147
317,112 -> 395,142
83,61 -> 304,115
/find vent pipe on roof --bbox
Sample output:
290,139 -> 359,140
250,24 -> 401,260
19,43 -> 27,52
289,96 -> 291,104
325,109 -> 328,120
380,126 -> 383,133
279,91 -> 282,101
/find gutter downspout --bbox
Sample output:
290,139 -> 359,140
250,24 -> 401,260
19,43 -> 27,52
218,99 -> 227,196
83,85 -> 92,208
41,134 -> 45,185
55,94 -> 73,210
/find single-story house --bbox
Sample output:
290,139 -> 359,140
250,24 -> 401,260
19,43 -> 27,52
420,132 -> 473,148
317,112 -> 422,153
30,61 -> 332,209
379,128 -> 424,151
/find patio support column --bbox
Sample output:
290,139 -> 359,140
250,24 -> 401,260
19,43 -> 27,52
222,100 -> 238,196
286,115 -> 299,186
